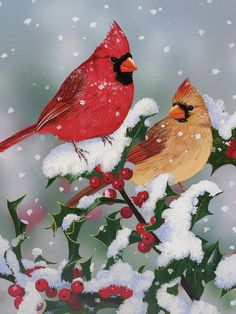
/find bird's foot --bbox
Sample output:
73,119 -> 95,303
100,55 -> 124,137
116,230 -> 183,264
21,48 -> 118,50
102,135 -> 114,146
178,182 -> 185,193
72,141 -> 88,163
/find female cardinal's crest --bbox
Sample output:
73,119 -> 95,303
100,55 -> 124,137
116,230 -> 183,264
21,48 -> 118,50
173,78 -> 204,106
94,21 -> 130,58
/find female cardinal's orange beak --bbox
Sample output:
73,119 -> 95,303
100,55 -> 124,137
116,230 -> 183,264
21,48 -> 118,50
168,105 -> 185,120
120,57 -> 137,72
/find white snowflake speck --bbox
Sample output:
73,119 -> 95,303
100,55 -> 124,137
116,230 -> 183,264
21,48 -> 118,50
1,53 -> 8,59
44,84 -> 50,90
221,205 -> 229,212
178,70 -> 183,76
58,34 -> 63,41
104,4 -> 109,9
24,18 -> 32,25
90,22 -> 97,28
198,29 -> 205,36
195,133 -> 201,140
150,9 -> 157,15
79,100 -> 86,105
226,20 -> 232,25
71,17 -> 79,23
212,68 -> 221,75
8,107 -> 14,114
73,51 -> 79,57
34,154 -> 40,161
163,46 -> 170,53
228,43 -> 235,48
138,35 -> 145,40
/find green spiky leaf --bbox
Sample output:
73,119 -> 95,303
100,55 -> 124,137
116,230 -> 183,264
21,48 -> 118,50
7,195 -> 27,236
138,265 -> 146,274
191,192 -> 215,227
80,256 -> 93,281
185,242 -> 222,300
208,128 -> 236,174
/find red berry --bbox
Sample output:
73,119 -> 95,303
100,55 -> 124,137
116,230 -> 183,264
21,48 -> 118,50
71,281 -> 84,293
72,268 -> 83,279
138,242 -> 151,253
95,164 -> 103,174
137,191 -> 149,203
45,287 -> 57,298
112,178 -> 125,190
226,148 -> 233,158
232,151 -> 236,160
150,216 -> 156,224
136,223 -> 146,235
119,168 -> 133,180
102,172 -> 115,184
8,284 -> 24,297
110,285 -> 121,295
35,279 -> 48,292
132,196 -> 143,207
229,140 -> 236,149
99,287 -> 111,299
14,296 -> 23,309
58,288 -> 71,302
70,300 -> 82,311
120,206 -> 133,219
142,232 -> 155,246
103,188 -> 117,199
89,176 -> 101,188
120,286 -> 133,299
67,292 -> 78,304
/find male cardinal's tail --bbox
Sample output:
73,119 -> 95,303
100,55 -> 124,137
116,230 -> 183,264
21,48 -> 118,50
0,124 -> 37,152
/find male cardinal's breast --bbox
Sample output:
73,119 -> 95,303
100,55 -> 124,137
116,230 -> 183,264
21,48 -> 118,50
37,59 -> 134,142
130,118 -> 212,185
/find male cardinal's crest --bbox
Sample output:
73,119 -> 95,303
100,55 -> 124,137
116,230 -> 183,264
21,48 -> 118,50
94,21 -> 130,58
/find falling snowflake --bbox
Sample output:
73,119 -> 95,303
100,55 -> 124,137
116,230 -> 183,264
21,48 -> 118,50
73,51 -> 79,57
163,46 -> 170,53
139,35 -> 145,40
1,53 -> 8,59
58,34 -> 63,41
212,68 -> 221,75
150,9 -> 157,15
71,16 -> 79,23
198,29 -> 205,36
24,18 -> 32,25
8,107 -> 14,114
44,84 -> 50,90
228,43 -> 235,48
90,22 -> 97,28
104,4 -> 109,9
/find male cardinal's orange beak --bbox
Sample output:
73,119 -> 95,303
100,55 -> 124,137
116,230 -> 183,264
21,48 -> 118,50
168,105 -> 185,120
120,57 -> 137,72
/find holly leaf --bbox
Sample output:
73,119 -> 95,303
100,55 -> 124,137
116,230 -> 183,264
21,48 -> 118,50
208,128 -> 236,174
144,259 -> 189,314
146,198 -> 168,232
48,204 -> 86,234
191,192 -> 216,227
138,265 -> 146,274
7,195 -> 27,236
221,286 -> 236,297
114,113 -> 157,175
92,212 -> 122,247
167,283 -> 178,296
80,256 -> 93,281
185,242 -> 222,300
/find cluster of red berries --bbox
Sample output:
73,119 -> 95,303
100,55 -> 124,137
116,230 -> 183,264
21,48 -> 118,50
8,284 -> 25,310
34,277 -> 84,311
89,165 -> 133,192
98,284 -> 133,299
226,140 -> 236,160
132,190 -> 149,207
136,221 -> 156,253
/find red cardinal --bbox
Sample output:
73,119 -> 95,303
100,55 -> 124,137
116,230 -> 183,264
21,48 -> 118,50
0,21 -> 137,155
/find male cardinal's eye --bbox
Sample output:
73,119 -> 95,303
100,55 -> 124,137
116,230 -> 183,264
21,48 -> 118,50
111,57 -> 118,63
188,105 -> 194,111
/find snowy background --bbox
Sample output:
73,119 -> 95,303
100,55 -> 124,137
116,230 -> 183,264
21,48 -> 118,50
0,0 -> 235,312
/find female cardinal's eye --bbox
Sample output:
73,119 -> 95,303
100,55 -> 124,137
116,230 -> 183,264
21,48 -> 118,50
111,57 -> 118,63
188,105 -> 194,111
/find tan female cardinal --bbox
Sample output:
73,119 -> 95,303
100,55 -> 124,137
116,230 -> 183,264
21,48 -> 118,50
66,79 -> 213,207
127,78 -> 212,184
0,21 -> 137,155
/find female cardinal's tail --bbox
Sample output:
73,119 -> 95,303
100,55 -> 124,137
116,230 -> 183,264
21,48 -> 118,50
0,124 -> 37,152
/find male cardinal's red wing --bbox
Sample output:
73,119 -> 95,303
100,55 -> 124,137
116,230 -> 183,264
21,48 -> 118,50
127,123 -> 167,164
36,69 -> 86,131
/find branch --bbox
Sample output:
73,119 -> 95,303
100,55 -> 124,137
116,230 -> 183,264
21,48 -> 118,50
0,273 -> 15,283
119,187 -> 197,301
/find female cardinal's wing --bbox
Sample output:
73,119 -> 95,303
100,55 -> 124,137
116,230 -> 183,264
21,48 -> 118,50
36,69 -> 87,130
127,122 -> 167,164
